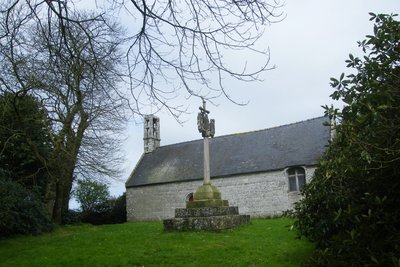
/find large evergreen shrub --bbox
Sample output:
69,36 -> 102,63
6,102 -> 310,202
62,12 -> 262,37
0,93 -> 52,199
0,177 -> 53,238
294,13 -> 400,266
0,93 -> 54,237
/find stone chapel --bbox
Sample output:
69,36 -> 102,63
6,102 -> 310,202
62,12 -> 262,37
125,115 -> 331,221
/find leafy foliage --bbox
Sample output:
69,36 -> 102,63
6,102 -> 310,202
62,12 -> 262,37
61,209 -> 82,225
108,193 -> 127,224
0,93 -> 51,198
0,177 -> 53,238
294,13 -> 400,266
73,180 -> 126,225
0,93 -> 54,237
73,179 -> 110,214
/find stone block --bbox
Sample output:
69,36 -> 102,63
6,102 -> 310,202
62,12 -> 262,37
186,199 -> 229,208
193,184 -> 221,200
163,214 -> 250,231
175,206 -> 239,218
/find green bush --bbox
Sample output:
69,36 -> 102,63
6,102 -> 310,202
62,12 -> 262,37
0,178 -> 53,238
0,93 -> 52,199
294,13 -> 400,266
61,209 -> 82,225
109,193 -> 127,224
79,194 -> 126,225
79,201 -> 112,225
73,179 -> 126,225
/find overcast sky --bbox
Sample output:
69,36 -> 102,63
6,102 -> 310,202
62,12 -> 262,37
72,1 -> 400,204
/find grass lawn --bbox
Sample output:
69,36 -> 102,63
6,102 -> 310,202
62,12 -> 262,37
0,218 -> 313,267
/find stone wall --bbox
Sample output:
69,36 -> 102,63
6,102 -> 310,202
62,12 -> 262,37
126,166 -> 315,221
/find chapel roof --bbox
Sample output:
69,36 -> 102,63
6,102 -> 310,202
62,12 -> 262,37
126,116 -> 330,188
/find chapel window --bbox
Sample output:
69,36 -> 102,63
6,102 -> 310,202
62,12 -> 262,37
186,192 -> 194,202
287,167 -> 306,192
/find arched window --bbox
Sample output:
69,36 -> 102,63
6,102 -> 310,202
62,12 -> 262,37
287,167 -> 306,192
186,192 -> 194,202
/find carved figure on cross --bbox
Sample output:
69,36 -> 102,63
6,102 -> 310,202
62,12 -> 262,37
197,98 -> 215,138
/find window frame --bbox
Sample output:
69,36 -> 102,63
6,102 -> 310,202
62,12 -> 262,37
287,167 -> 306,192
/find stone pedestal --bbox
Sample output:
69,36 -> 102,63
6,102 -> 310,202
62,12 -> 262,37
163,206 -> 250,231
163,184 -> 250,231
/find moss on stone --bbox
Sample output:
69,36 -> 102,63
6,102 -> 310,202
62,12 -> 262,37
193,184 -> 221,200
186,199 -> 229,208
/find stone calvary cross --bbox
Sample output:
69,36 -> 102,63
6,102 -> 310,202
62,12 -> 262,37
197,98 -> 215,185
162,98 -> 250,231
191,98 -> 222,204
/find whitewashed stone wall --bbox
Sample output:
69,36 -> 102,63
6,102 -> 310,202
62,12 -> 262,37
126,166 -> 315,221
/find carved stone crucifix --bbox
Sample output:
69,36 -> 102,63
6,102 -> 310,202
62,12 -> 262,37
197,98 -> 215,185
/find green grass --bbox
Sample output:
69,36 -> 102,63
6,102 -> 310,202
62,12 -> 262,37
0,218 -> 313,267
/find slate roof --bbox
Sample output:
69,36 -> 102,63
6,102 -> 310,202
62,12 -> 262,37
126,116 -> 330,188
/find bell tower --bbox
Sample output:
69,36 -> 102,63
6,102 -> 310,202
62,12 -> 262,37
143,115 -> 160,153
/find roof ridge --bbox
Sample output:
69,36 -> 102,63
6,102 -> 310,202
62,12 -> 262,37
221,116 -> 327,138
156,116 -> 327,149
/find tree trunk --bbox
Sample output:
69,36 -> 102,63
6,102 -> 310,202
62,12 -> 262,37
52,180 -> 63,224
44,177 -> 56,219
50,108 -> 88,223
50,159 -> 75,223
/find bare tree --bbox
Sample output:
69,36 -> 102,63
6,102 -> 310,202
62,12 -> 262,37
0,6 -> 127,222
120,0 -> 282,115
1,0 -> 283,114
38,15 -> 127,223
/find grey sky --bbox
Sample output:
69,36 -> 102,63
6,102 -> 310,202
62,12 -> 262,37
72,1 -> 400,203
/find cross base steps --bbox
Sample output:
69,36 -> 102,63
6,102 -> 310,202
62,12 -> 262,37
164,211 -> 249,231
